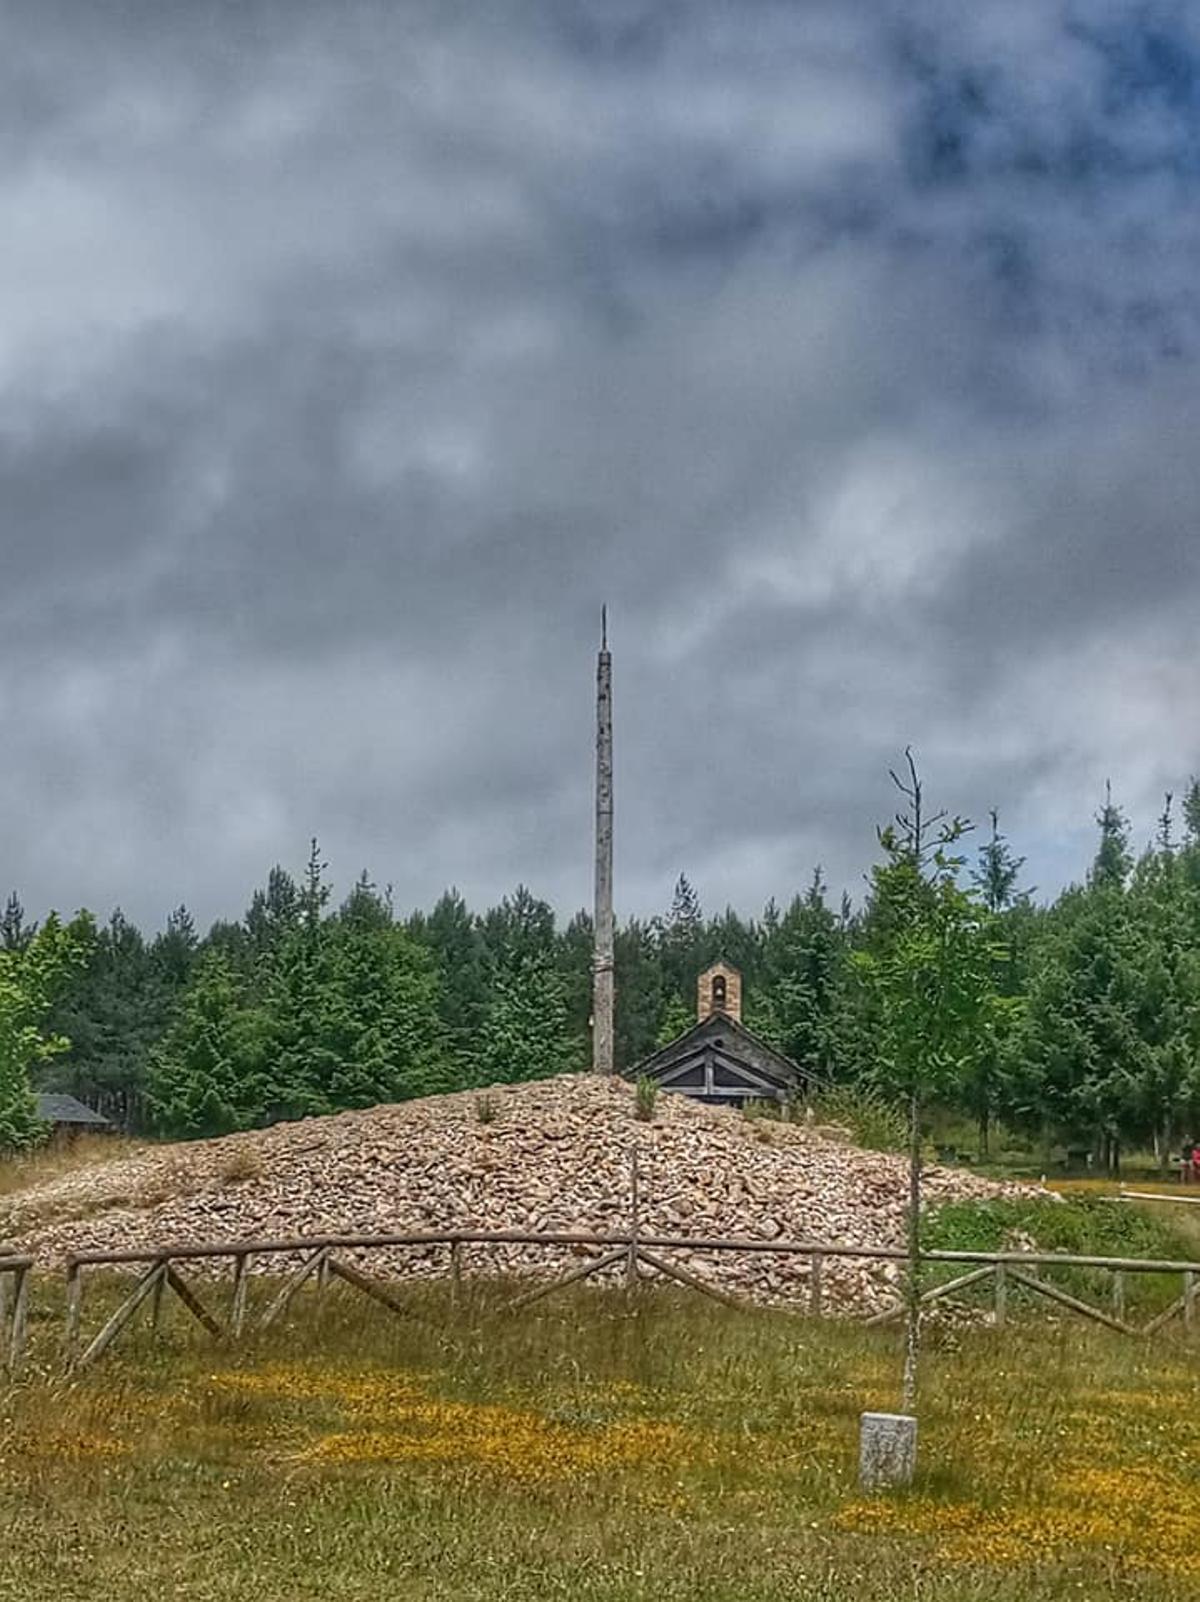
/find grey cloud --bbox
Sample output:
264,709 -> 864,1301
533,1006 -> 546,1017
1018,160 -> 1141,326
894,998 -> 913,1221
1,0 -> 1198,931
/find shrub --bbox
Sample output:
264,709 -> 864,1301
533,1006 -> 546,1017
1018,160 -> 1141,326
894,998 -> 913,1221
634,1077 -> 658,1123
811,1084 -> 908,1153
922,1194 -> 1197,1317
923,1194 -> 1190,1261
218,1145 -> 263,1185
741,1099 -> 783,1122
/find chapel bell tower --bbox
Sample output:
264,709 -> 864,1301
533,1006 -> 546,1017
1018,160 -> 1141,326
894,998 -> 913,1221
697,960 -> 742,1023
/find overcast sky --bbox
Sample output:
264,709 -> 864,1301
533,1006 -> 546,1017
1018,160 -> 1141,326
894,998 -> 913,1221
3,0 -> 1200,932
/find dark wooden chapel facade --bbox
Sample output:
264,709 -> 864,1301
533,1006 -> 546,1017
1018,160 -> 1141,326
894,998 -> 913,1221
628,961 -> 817,1108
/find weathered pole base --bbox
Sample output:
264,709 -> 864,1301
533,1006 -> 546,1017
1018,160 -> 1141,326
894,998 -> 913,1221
859,1412 -> 917,1490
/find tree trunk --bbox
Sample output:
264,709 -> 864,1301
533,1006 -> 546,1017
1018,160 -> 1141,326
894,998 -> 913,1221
901,1085 -> 922,1414
1160,1118 -> 1173,1179
978,1105 -> 990,1159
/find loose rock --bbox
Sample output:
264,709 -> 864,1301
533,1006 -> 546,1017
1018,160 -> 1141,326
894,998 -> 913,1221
3,1075 -> 1039,1316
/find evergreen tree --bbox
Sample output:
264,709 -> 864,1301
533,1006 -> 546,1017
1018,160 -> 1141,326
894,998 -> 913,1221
614,919 -> 666,1067
705,906 -> 762,983
146,952 -> 263,1137
478,945 -> 576,1084
480,885 -> 556,971
204,918 -> 251,972
20,764 -> 1200,1158
152,904 -> 199,988
46,909 -> 166,1127
669,872 -> 702,932
972,810 -> 1027,914
1091,783 -> 1132,890
1014,832 -> 1145,1173
411,889 -> 490,1081
656,872 -> 706,1016
319,914 -> 449,1108
1126,825 -> 1200,1165
1,892 -> 35,952
1157,792 -> 1176,855
337,871 -> 394,932
259,844 -> 339,1119
966,812 -> 1029,1152
1184,776 -> 1200,847
244,865 -> 301,968
752,870 -> 845,1074
556,909 -> 595,1068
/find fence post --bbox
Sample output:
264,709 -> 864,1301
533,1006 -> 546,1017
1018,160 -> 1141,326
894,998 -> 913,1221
65,1263 -> 83,1368
231,1253 -> 251,1339
1184,1271 -> 1196,1334
994,1261 -> 1007,1327
150,1261 -> 167,1330
627,1147 -> 640,1290
810,1252 -> 824,1319
1111,1270 -> 1126,1323
8,1267 -> 29,1376
449,1240 -> 463,1311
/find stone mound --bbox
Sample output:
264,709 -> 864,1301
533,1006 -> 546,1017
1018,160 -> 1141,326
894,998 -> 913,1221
3,1075 -> 1035,1315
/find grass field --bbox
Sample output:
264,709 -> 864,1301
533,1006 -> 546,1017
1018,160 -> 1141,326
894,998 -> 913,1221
0,1133 -> 141,1197
2,1275 -> 1199,1601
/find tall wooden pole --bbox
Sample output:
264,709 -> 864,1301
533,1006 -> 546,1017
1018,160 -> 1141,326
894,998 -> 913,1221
592,607 -> 615,1073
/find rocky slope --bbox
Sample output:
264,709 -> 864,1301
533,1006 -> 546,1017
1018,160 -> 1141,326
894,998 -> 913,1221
2,1075 -> 1035,1314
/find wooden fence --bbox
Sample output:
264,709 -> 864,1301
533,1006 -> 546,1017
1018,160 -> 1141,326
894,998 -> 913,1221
0,1256 -> 33,1375
51,1227 -> 1200,1373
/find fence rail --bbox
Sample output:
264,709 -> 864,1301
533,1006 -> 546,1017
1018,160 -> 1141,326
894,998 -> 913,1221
45,1226 -> 1200,1373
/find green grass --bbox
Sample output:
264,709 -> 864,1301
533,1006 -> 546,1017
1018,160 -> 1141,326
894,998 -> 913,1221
2,1271 -> 1200,1600
924,1193 -> 1196,1260
921,1193 -> 1200,1317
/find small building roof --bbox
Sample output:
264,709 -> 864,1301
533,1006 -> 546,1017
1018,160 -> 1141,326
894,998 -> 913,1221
629,1011 -> 822,1101
35,1093 -> 111,1127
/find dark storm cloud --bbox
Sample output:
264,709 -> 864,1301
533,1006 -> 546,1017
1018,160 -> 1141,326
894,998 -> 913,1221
2,0 -> 1199,931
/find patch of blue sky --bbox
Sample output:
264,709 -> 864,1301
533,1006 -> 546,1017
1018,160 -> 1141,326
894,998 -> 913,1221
903,11 -> 1200,188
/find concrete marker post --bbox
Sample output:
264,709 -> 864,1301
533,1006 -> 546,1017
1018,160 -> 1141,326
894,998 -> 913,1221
859,1411 -> 917,1490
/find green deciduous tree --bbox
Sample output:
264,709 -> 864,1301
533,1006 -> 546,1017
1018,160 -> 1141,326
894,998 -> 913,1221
854,753 -> 999,1410
0,912 -> 94,1149
655,991 -> 694,1047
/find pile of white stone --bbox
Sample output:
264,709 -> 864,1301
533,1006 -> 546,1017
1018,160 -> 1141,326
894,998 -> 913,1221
2,1075 -> 1036,1316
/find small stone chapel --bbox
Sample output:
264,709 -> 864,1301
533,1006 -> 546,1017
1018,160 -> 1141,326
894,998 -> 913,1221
627,961 -> 816,1108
